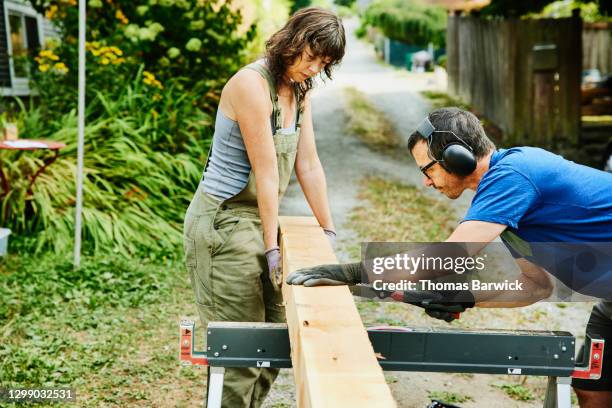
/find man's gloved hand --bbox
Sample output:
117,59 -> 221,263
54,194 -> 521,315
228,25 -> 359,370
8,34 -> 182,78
265,247 -> 282,291
286,262 -> 364,287
323,228 -> 336,248
397,289 -> 475,323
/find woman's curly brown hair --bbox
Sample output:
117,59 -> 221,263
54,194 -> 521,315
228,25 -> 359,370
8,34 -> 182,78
264,7 -> 346,107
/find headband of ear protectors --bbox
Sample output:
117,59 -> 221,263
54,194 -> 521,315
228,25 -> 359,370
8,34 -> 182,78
415,116 -> 477,176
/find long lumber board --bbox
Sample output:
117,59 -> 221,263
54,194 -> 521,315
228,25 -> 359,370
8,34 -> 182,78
279,216 -> 395,408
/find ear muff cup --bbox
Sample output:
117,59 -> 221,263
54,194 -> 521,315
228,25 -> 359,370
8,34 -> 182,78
441,143 -> 477,176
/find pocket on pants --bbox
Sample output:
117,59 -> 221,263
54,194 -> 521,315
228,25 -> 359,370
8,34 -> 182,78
211,214 -> 243,256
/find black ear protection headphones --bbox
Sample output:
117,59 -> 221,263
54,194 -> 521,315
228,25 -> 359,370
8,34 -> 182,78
415,116 -> 477,176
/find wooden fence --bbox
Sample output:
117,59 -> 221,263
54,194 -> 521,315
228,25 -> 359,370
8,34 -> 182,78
583,22 -> 612,73
446,15 -> 582,148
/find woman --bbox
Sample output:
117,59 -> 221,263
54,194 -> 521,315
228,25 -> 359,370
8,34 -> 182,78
183,7 -> 345,408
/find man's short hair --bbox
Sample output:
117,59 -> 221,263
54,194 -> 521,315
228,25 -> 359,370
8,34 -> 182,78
408,107 -> 495,160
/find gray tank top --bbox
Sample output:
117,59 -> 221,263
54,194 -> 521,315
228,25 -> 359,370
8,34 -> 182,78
201,78 -> 297,200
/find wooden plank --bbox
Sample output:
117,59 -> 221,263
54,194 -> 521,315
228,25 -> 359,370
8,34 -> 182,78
279,216 -> 395,408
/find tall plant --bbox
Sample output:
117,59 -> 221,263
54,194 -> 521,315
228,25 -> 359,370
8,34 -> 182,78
1,70 -> 211,255
1,0 -> 258,255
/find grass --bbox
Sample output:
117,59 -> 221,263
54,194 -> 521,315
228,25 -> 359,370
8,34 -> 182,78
343,87 -> 403,154
428,390 -> 473,404
348,176 -> 456,242
420,90 -> 470,111
492,383 -> 535,401
0,251 -> 203,407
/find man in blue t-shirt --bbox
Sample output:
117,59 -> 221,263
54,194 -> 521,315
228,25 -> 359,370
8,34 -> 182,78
286,108 -> 612,406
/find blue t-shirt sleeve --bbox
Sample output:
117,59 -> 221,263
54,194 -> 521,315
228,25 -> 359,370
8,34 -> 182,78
463,165 -> 540,229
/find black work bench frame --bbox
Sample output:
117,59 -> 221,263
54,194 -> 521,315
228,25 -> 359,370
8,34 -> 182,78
179,321 -> 604,408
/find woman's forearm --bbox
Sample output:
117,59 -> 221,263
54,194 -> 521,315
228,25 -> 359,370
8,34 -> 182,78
297,164 -> 335,231
255,175 -> 280,250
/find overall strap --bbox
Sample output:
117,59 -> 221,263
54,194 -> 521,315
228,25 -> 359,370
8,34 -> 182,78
244,62 -> 281,132
294,86 -> 304,129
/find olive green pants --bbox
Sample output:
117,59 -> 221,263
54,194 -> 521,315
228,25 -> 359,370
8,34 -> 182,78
184,187 -> 285,408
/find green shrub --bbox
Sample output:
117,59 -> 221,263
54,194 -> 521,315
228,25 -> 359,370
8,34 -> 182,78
29,0 -> 256,116
363,0 -> 446,47
290,0 -> 313,13
1,69 -> 210,255
436,54 -> 447,69
335,0 -> 355,6
1,1 -> 258,255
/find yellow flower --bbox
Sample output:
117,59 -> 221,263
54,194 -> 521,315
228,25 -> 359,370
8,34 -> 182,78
54,62 -> 69,74
152,93 -> 162,102
115,9 -> 129,25
100,58 -> 110,65
143,71 -> 155,81
113,57 -> 126,65
143,71 -> 164,90
39,64 -> 50,72
86,41 -> 101,51
45,5 -> 58,19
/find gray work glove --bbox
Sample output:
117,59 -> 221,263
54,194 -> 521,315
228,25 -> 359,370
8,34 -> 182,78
323,228 -> 336,248
265,246 -> 282,291
286,262 -> 365,287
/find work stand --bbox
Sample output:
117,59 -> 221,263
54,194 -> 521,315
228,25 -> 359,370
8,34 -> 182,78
179,320 -> 604,408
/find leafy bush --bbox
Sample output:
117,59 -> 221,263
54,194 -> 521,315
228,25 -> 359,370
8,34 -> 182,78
29,0 -> 256,115
334,0 -> 356,7
436,54 -> 447,69
363,0 -> 446,47
532,1 -> 611,22
0,1 -> 258,255
290,0 -> 312,13
482,0 -> 610,17
1,70 -> 210,255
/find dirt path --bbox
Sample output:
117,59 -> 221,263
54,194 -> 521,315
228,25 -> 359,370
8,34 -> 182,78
271,17 -> 594,408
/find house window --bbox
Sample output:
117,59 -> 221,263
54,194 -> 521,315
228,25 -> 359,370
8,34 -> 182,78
9,12 -> 28,78
2,1 -> 42,92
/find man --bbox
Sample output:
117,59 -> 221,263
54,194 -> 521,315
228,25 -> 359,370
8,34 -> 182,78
286,107 -> 612,407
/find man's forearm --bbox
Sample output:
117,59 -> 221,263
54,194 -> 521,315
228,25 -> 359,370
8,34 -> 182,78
474,278 -> 551,308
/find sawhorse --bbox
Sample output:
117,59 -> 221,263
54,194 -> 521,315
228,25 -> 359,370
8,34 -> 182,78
180,321 -> 604,408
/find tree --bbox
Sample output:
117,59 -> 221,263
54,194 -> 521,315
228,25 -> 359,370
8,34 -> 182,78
481,0 -> 611,17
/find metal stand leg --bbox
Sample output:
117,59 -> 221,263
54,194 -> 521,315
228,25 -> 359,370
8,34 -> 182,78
206,366 -> 225,408
543,377 -> 572,408
555,377 -> 572,408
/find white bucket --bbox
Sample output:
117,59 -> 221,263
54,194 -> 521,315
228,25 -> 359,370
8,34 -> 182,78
0,228 -> 11,256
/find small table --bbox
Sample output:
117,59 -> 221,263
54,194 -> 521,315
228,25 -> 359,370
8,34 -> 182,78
0,139 -> 67,199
